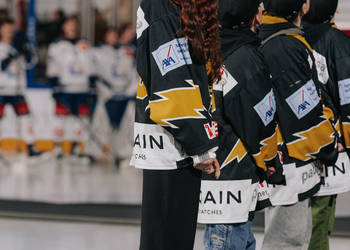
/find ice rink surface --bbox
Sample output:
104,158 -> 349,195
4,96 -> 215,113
0,154 -> 143,204
0,218 -> 348,250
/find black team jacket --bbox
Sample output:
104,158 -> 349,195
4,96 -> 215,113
304,21 -> 350,153
257,14 -> 339,202
131,0 -> 219,170
199,27 -> 277,224
258,14 -> 338,168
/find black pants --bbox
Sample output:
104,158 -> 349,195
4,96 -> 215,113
140,167 -> 202,250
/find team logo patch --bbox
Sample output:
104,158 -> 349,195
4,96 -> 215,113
254,89 -> 276,126
213,68 -> 239,96
339,78 -> 350,106
69,60 -> 84,75
204,121 -> 218,139
152,38 -> 192,76
136,7 -> 149,39
285,80 -> 319,119
313,50 -> 329,84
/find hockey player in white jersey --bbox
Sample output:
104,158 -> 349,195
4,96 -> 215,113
0,18 -> 40,157
93,28 -> 137,167
46,16 -> 97,159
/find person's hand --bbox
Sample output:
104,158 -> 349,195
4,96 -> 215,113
338,142 -> 345,152
194,158 -> 220,179
266,166 -> 276,177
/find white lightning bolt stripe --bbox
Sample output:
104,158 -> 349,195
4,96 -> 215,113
150,80 -> 199,102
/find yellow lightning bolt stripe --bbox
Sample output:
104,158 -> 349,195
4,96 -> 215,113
286,119 -> 335,161
136,77 -> 148,100
221,139 -> 248,169
252,129 -> 278,171
323,106 -> 335,121
149,80 -> 205,128
341,122 -> 350,149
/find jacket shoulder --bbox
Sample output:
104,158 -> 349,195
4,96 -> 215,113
226,45 -> 268,79
327,28 -> 350,57
140,0 -> 177,24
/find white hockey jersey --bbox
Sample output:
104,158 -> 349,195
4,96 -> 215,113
47,39 -> 95,93
93,45 -> 138,96
0,42 -> 27,95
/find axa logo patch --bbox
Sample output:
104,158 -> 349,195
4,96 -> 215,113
204,121 -> 218,139
69,60 -> 84,75
152,38 -> 192,76
254,89 -> 276,126
162,45 -> 176,69
286,80 -> 319,119
297,90 -> 311,114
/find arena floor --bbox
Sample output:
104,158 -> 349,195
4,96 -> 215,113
0,218 -> 348,250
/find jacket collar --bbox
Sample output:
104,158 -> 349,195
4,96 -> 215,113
220,27 -> 260,60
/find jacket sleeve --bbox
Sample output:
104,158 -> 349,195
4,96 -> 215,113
263,37 -> 337,166
332,30 -> 350,150
221,61 -> 278,171
136,4 -> 218,156
0,54 -> 17,71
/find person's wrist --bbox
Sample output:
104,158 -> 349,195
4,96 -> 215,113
192,148 -> 217,165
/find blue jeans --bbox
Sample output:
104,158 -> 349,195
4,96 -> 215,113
204,221 -> 256,250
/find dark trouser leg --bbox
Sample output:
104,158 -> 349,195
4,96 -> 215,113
140,167 -> 202,250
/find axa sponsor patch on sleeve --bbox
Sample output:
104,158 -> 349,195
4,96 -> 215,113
285,80 -> 320,119
152,38 -> 192,76
339,78 -> 350,106
254,89 -> 276,126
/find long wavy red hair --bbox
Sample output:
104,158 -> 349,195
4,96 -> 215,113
172,0 -> 222,84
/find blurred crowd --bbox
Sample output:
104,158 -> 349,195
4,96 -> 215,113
0,8 -> 138,168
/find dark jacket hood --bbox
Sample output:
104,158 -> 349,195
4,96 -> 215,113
221,27 -> 260,60
302,21 -> 333,47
